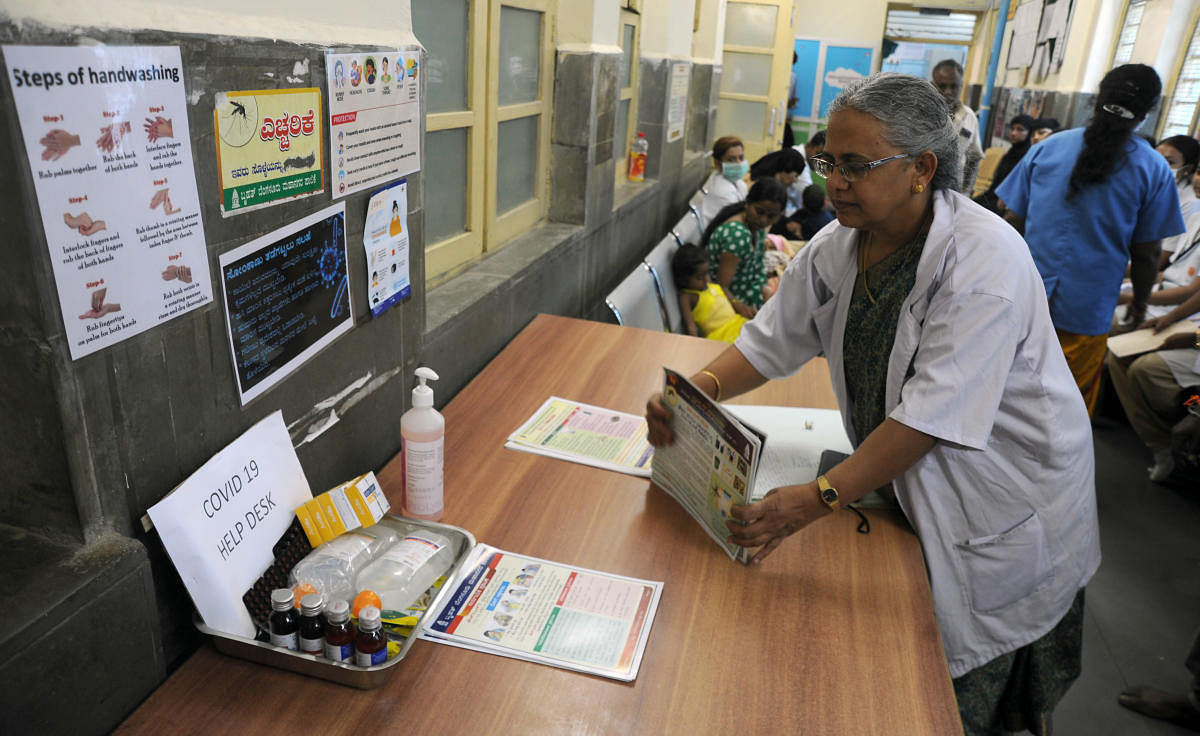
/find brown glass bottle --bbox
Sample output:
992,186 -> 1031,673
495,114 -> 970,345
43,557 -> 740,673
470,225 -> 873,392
323,599 -> 355,662
354,605 -> 387,666
268,588 -> 299,651
298,593 -> 325,655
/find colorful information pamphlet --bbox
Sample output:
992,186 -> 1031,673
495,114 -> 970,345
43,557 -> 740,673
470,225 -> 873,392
652,369 -> 765,562
363,180 -> 411,317
652,370 -> 856,562
215,88 -> 324,215
3,44 -> 212,359
505,397 -> 655,477
422,544 -> 662,681
326,49 -> 421,198
218,202 -> 352,404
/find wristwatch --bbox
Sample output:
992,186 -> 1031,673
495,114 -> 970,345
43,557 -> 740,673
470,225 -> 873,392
1194,330 -> 1200,349
816,475 -> 841,510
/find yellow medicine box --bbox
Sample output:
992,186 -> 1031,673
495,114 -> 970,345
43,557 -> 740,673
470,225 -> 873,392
295,471 -> 390,546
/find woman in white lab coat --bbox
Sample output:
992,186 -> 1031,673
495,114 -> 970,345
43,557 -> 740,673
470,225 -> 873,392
645,73 -> 1098,736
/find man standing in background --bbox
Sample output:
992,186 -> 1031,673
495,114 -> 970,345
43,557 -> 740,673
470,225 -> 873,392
932,59 -> 983,195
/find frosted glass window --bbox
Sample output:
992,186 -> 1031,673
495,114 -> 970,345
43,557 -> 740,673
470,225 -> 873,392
497,115 -> 538,213
723,4 -> 778,49
425,129 -> 468,242
499,7 -> 541,106
620,23 -> 636,88
614,98 -> 630,162
719,52 -> 772,97
411,0 -> 470,113
716,99 -> 767,141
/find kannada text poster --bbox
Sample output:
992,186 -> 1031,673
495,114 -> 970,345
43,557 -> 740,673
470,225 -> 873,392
215,88 -> 324,216
2,44 -> 212,360
326,49 -> 421,198
219,202 -> 352,405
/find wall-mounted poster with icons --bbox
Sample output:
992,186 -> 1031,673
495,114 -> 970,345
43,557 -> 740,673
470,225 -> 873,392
1,43 -> 212,360
214,88 -> 324,216
325,49 -> 421,198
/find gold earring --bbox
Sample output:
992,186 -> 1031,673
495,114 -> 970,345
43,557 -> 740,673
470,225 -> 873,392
912,183 -> 925,193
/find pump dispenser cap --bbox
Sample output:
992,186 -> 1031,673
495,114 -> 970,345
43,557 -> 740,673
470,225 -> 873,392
412,367 -> 439,408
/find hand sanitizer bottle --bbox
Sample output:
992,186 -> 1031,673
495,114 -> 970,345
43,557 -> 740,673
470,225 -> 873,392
402,367 -> 444,520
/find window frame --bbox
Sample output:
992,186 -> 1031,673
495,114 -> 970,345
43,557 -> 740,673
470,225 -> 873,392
1157,4 -> 1200,139
423,0 -> 488,282
1109,0 -> 1148,68
615,8 -> 642,186
486,0 -> 555,248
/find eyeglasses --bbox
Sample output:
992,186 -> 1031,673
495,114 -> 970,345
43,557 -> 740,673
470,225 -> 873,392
809,152 -> 910,183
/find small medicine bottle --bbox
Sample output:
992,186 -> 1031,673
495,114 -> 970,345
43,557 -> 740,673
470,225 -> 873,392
323,599 -> 355,662
298,593 -> 326,655
269,588 -> 299,651
354,605 -> 387,666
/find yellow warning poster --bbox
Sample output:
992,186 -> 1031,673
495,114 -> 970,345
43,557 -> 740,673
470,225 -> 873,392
214,88 -> 324,216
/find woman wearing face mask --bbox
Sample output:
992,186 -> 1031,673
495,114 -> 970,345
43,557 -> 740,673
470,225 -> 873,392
700,177 -> 787,316
1156,135 -> 1200,261
699,136 -> 750,224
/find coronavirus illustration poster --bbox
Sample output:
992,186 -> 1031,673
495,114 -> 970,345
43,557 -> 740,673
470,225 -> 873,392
219,202 -> 352,405
214,88 -> 324,216
2,44 -> 213,360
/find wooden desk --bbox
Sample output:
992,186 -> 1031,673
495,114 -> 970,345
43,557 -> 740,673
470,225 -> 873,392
119,315 -> 961,735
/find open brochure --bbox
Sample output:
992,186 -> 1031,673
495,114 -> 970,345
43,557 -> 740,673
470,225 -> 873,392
420,544 -> 662,682
651,369 -> 853,563
505,397 -> 654,477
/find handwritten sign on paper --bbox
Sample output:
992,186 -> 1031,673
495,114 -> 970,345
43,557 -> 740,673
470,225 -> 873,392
147,411 -> 312,637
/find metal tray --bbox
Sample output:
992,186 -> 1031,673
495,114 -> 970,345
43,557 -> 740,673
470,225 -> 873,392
195,515 -> 477,689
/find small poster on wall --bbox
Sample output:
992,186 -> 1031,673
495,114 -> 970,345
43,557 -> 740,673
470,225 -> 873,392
818,46 -> 874,119
1,44 -> 213,360
214,88 -> 324,216
325,49 -> 422,198
363,179 -> 411,318
667,62 -> 690,143
219,202 -> 352,404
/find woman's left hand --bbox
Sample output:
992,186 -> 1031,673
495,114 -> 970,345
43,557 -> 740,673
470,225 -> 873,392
726,483 -> 831,563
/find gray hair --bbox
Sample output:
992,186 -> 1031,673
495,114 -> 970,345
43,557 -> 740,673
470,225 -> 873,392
827,72 -> 962,192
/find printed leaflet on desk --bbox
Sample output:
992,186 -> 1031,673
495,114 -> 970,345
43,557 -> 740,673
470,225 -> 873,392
421,544 -> 663,682
505,397 -> 655,477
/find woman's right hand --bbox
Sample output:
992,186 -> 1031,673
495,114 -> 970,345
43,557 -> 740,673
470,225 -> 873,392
645,393 -> 674,446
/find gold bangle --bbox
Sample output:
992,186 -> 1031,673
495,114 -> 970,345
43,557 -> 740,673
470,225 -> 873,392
699,370 -> 722,401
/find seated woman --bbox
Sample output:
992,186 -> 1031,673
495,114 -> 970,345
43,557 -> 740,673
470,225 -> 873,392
647,72 -> 1097,736
749,148 -> 807,229
1157,135 -> 1199,263
974,114 -> 1034,213
672,244 -> 747,343
1106,287 -> 1200,482
699,136 -> 748,224
1115,169 -> 1200,329
701,177 -> 787,316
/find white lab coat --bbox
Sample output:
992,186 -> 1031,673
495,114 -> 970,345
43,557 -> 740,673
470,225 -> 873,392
736,189 -> 1100,677
699,171 -> 748,225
